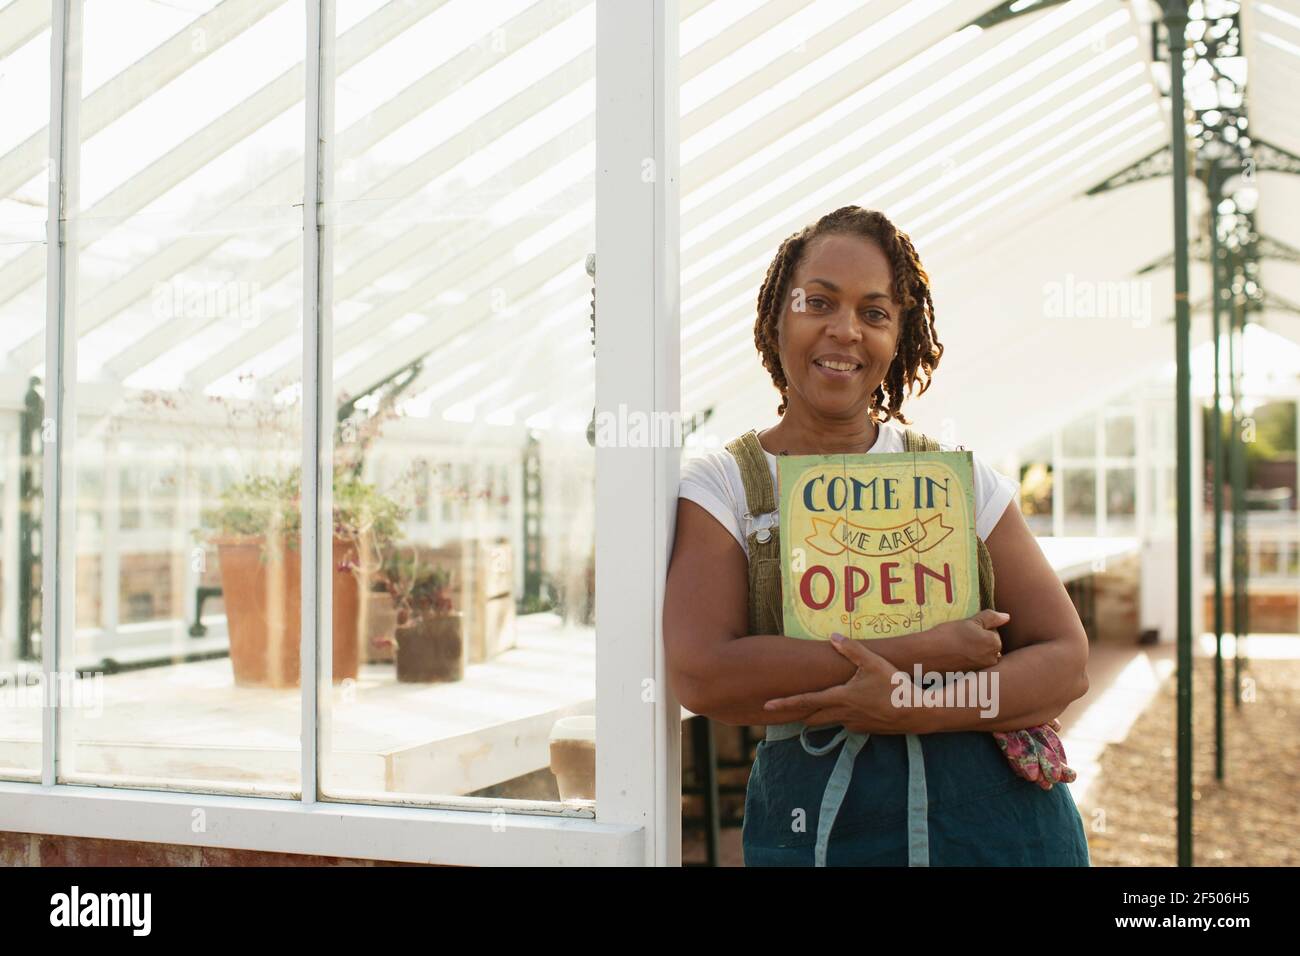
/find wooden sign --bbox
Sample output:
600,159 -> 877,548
777,451 -> 979,640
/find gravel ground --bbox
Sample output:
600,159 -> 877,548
1082,654 -> 1300,866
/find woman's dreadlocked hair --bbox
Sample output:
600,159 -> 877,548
753,206 -> 943,425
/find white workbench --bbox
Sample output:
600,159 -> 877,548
0,613 -> 595,800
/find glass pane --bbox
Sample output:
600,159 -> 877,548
1147,399 -> 1176,526
1062,468 -> 1095,536
61,0 -> 306,795
1105,467 -> 1136,534
1061,414 -> 1096,459
0,1 -> 51,782
319,0 -> 596,812
1104,412 -> 1135,458
1105,467 -> 1135,514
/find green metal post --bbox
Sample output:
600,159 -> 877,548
1163,0 -> 1194,868
1229,280 -> 1246,708
1209,165 -> 1225,781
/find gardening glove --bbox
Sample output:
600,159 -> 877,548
991,718 -> 1076,791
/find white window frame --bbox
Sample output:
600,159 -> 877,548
0,0 -> 681,868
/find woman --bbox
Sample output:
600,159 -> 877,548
664,206 -> 1091,866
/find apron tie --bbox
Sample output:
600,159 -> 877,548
765,722 -> 930,867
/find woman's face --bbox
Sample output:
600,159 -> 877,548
777,233 -> 901,419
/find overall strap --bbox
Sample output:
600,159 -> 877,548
725,430 -> 782,636
724,429 -> 775,518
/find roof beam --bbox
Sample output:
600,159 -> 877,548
0,0 -> 287,206
0,0 -> 49,62
677,1 -> 1128,344
2,0 -> 449,369
167,47 -> 594,387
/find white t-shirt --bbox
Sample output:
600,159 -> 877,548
678,419 -> 1020,561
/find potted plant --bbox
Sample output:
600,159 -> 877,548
362,577 -> 398,664
198,469 -> 405,689
332,471 -> 406,667
380,546 -> 466,683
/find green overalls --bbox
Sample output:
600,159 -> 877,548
727,427 -> 1090,867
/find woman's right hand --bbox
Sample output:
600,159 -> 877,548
926,609 -> 1009,672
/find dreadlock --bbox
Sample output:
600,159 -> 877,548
753,206 -> 943,425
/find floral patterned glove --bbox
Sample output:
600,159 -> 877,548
991,719 -> 1076,791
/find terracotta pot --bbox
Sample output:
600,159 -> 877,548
549,715 -> 595,801
394,612 -> 465,683
214,534 -> 362,688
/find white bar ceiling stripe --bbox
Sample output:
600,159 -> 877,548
0,0 -> 53,62
676,13 -> 1133,325
149,102 -> 593,387
681,119 -> 1169,406
0,0 -> 285,204
680,0 -> 806,62
681,9 -> 1133,296
72,4 -> 590,385
2,0 -> 445,371
676,30 -> 1148,377
408,2 -> 1159,421
681,0 -> 993,184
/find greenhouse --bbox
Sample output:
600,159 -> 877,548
0,0 -> 1297,869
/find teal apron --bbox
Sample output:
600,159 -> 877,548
724,426 -> 1091,867
742,725 -> 1091,866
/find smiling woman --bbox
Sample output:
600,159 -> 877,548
664,205 -> 1091,868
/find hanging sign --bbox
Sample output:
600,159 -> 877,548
778,450 -> 980,640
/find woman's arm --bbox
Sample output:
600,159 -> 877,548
912,500 -> 1090,734
663,499 -> 980,726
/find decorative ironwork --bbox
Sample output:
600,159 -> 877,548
958,0 -> 1071,32
1085,146 -> 1173,195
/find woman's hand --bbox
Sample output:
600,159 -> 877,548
925,609 -> 1008,672
763,634 -> 919,734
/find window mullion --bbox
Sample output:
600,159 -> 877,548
43,0 -> 84,788
301,0 -> 334,806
